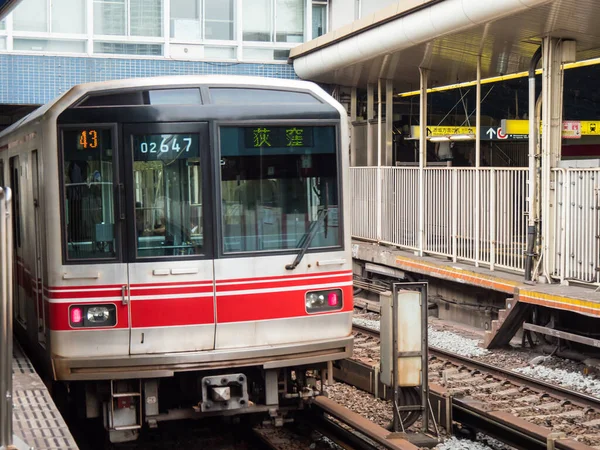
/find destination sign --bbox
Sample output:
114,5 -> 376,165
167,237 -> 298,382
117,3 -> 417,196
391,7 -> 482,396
243,126 -> 314,149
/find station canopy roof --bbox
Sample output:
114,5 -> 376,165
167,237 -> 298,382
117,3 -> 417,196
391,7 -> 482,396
289,0 -> 600,91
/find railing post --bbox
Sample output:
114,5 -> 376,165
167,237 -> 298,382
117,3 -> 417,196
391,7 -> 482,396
452,169 -> 458,262
490,169 -> 496,271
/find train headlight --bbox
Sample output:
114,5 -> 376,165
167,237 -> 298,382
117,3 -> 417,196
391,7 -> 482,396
305,289 -> 343,313
69,304 -> 117,328
87,306 -> 110,324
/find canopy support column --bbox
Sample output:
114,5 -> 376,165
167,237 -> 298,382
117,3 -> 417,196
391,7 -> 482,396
418,68 -> 428,256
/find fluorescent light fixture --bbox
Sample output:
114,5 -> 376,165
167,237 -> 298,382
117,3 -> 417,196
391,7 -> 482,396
449,134 -> 475,141
429,136 -> 450,142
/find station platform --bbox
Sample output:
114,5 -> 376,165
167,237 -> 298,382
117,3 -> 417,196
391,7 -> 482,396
11,341 -> 78,450
352,240 -> 600,318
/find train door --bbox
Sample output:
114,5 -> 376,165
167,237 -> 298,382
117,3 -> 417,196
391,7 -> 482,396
9,156 -> 27,327
31,150 -> 46,345
123,123 -> 215,354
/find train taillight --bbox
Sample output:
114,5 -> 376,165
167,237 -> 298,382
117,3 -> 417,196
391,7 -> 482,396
305,289 -> 343,313
69,304 -> 117,328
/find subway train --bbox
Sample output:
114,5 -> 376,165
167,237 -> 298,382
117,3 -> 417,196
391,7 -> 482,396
0,75 -> 353,442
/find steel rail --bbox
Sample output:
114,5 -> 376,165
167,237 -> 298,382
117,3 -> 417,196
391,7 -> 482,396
352,323 -> 600,410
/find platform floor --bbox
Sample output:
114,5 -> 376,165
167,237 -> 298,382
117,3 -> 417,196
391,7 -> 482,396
11,341 -> 78,450
353,240 -> 600,318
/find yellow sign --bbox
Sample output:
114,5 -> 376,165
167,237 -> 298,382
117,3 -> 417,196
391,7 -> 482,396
502,119 -> 600,136
411,126 -> 475,139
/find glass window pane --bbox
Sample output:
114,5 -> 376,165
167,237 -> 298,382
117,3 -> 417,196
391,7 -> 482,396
205,46 -> 236,59
276,0 -> 303,43
0,19 -> 6,30
94,0 -> 126,35
149,88 -> 202,105
94,42 -> 163,55
242,0 -> 271,42
130,0 -> 162,37
170,0 -> 200,39
62,128 -> 117,260
14,39 -> 86,53
0,37 -> 5,51
0,161 -> 4,186
312,3 -> 326,38
52,0 -> 86,33
220,126 -> 340,253
13,0 -> 48,32
132,134 -> 203,258
205,0 -> 234,40
243,47 -> 273,61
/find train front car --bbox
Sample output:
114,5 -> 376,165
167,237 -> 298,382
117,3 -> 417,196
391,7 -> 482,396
45,76 -> 352,442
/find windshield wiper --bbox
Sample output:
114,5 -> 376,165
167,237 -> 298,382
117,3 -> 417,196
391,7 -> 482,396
285,208 -> 328,271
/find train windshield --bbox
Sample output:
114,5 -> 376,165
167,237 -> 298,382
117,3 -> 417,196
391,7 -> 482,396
132,133 -> 203,258
62,128 -> 117,260
220,125 -> 340,253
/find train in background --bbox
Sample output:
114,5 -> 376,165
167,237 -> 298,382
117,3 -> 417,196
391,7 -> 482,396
0,76 -> 353,443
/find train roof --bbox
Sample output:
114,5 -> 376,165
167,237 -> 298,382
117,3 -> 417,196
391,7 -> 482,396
0,75 -> 338,141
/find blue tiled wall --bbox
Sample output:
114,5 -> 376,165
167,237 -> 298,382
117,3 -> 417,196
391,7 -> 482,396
0,54 -> 298,104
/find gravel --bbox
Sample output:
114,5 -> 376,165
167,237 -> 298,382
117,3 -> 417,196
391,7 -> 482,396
434,437 -> 495,450
352,317 -> 381,331
353,316 -> 489,358
325,382 -> 392,428
428,327 -> 489,358
513,363 -> 600,397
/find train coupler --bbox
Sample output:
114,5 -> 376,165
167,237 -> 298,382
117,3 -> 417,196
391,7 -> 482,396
197,373 -> 249,412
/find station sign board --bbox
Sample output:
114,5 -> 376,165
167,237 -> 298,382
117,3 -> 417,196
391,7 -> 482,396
0,0 -> 22,19
502,119 -> 600,138
410,125 -> 527,141
410,119 -> 600,142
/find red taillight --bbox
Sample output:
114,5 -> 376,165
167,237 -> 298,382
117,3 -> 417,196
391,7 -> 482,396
70,307 -> 83,324
328,292 -> 339,307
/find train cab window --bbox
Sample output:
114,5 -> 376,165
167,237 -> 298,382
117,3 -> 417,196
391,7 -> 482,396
220,125 -> 340,253
132,133 -> 203,258
62,128 -> 117,260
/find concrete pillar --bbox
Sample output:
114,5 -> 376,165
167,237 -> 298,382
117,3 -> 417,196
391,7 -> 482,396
540,37 -> 565,281
350,87 -> 357,167
367,83 -> 375,166
385,80 -> 394,166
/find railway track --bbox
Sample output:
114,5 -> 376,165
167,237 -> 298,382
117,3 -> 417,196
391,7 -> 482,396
348,323 -> 600,450
253,397 -> 420,450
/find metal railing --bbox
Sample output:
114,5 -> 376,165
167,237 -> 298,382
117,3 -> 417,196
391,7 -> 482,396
0,187 -> 14,449
552,168 -> 600,284
350,167 -> 529,273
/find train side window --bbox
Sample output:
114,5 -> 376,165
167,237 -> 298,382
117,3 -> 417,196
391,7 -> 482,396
61,128 -> 118,260
132,133 -> 203,258
0,159 -> 4,186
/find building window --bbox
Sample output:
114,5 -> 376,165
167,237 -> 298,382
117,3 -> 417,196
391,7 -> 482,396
13,0 -> 86,33
170,0 -> 234,41
94,0 -> 162,37
94,42 -> 163,55
312,2 -> 327,38
242,0 -> 304,43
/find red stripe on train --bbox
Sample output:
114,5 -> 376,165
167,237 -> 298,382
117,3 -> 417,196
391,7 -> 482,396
215,275 -> 352,292
216,285 -> 353,323
131,297 -> 215,328
217,270 -> 351,284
